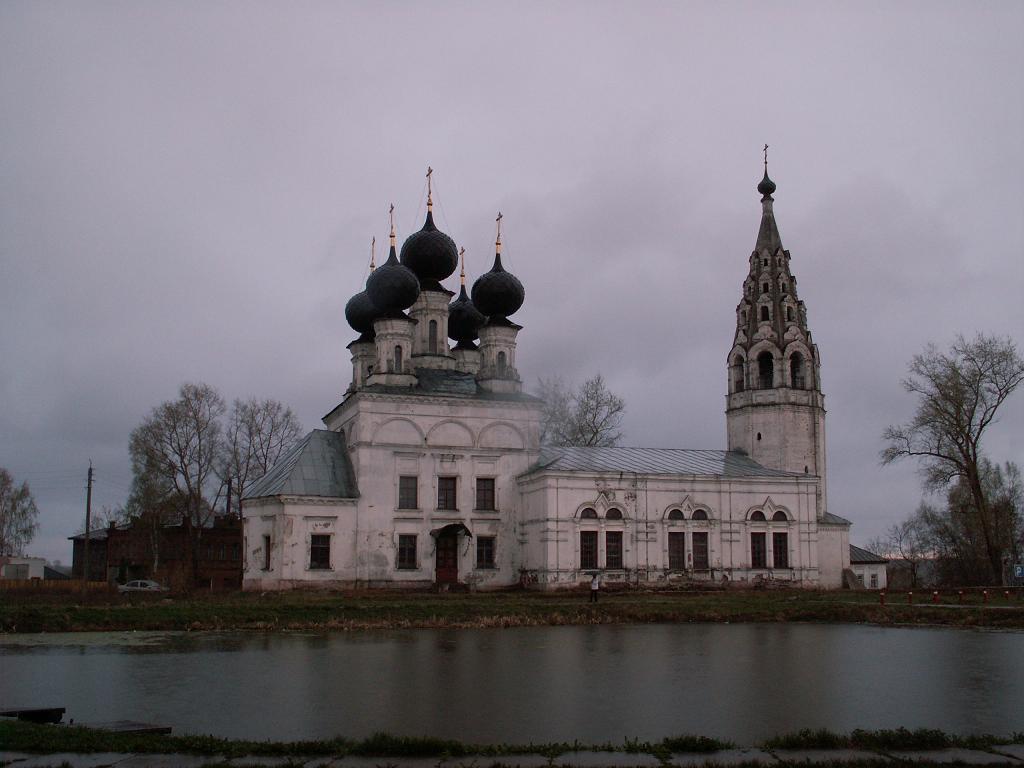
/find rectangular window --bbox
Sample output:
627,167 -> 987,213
437,477 -> 457,510
772,532 -> 789,569
580,530 -> 598,570
310,534 -> 331,570
398,476 -> 418,509
668,532 -> 686,570
263,535 -> 271,571
692,532 -> 709,570
476,536 -> 496,569
231,543 -> 240,560
606,531 -> 623,570
476,478 -> 496,511
397,534 -> 417,570
870,572 -> 878,589
751,532 -> 767,569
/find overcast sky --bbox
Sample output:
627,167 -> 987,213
2,1 -> 1022,564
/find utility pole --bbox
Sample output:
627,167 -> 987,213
82,461 -> 93,589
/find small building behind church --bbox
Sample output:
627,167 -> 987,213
243,167 -> 851,591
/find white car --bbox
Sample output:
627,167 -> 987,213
117,579 -> 169,593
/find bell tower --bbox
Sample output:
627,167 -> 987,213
726,152 -> 827,513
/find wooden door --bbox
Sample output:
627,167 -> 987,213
435,534 -> 459,583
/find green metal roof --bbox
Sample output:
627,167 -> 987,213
244,430 -> 359,500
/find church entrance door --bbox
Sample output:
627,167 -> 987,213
435,533 -> 459,584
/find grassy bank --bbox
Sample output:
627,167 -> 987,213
0,721 -> 1021,758
1,588 -> 1023,633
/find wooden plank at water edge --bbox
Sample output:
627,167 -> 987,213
79,720 -> 173,735
0,707 -> 65,723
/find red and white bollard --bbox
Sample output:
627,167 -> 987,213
908,591 -> 914,605
879,591 -> 886,606
932,591 -> 939,603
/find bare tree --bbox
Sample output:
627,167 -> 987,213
867,514 -> 928,588
221,397 -> 303,513
882,334 -> 1024,584
0,468 -> 39,556
129,383 -> 226,584
537,374 -> 625,447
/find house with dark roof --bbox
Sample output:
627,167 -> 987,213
242,168 -> 851,590
850,544 -> 888,590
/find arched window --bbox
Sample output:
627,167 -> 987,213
762,282 -> 769,294
786,306 -> 794,322
760,306 -> 770,322
667,509 -> 684,520
790,352 -> 806,389
732,356 -> 745,393
750,510 -> 766,521
691,509 -> 708,521
741,309 -> 747,324
497,350 -> 507,375
772,510 -> 788,522
757,351 -> 774,389
606,508 -> 623,520
394,345 -> 403,372
428,320 -> 438,354
579,508 -> 598,519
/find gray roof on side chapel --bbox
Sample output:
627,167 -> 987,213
849,544 -> 887,564
528,446 -> 802,478
243,429 -> 359,500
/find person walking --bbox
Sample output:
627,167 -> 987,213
589,572 -> 600,603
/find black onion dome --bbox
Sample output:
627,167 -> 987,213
366,244 -> 420,313
345,289 -> 379,336
757,170 -> 776,199
448,284 -> 485,346
400,210 -> 459,284
471,253 -> 524,319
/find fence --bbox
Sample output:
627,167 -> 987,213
0,579 -> 108,593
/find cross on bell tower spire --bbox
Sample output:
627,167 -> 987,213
426,166 -> 433,210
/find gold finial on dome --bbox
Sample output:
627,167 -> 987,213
459,247 -> 466,286
426,166 -> 433,211
495,211 -> 503,254
763,143 -> 769,173
389,203 -> 396,246
370,236 -> 376,272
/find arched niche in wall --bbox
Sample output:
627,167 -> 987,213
426,420 -> 475,448
373,418 -> 425,446
478,422 -> 526,450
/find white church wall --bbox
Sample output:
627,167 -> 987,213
517,471 -> 826,588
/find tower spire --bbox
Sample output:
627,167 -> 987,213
426,166 -> 433,211
755,151 -> 781,252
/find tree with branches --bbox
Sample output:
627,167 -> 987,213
0,468 -> 39,556
221,397 -> 303,514
882,334 -> 1024,584
537,374 -> 625,447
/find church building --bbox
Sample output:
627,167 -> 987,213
242,166 -> 852,590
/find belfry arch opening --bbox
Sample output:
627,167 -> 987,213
757,352 -> 774,389
732,356 -> 745,392
394,345 -> 403,372
790,352 -> 806,389
760,306 -> 770,322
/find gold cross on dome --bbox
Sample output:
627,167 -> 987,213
388,203 -> 395,236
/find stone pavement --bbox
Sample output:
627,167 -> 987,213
3,749 -> 1024,768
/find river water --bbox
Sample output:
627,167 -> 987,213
1,624 -> 1021,743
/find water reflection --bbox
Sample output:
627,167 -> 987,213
1,625 -> 1022,743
